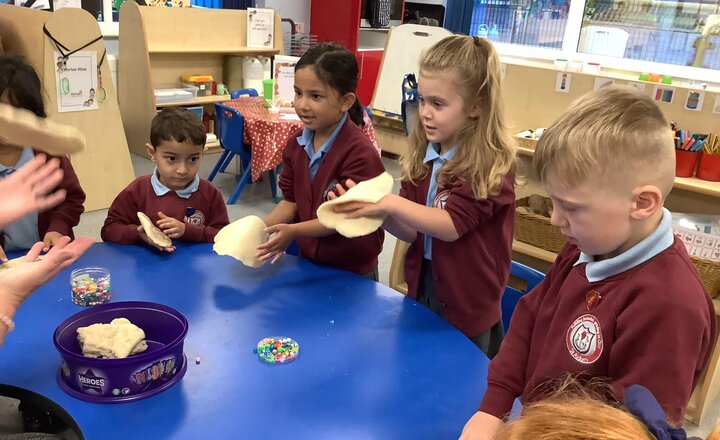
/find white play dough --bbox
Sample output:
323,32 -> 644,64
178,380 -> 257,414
213,215 -> 269,268
316,172 -> 394,238
0,103 -> 85,155
77,318 -> 148,359
137,212 -> 172,248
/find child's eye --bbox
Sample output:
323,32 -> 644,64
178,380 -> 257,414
294,90 -> 301,97
165,156 -> 175,162
433,101 -> 445,108
312,94 -> 322,101
418,97 -> 425,104
190,157 -> 199,162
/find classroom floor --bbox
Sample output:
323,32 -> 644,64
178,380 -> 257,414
2,151 -> 718,436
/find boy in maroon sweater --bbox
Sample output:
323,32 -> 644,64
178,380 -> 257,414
460,87 -> 716,439
101,107 -> 228,251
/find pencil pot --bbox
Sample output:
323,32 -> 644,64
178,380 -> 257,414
675,150 -> 701,178
697,153 -> 720,182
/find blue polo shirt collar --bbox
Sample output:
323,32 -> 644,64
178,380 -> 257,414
574,208 -> 674,282
150,167 -> 199,199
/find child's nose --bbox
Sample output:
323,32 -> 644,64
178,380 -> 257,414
549,209 -> 566,228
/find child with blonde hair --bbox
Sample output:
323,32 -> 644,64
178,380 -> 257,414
460,86 -> 714,439
333,35 -> 516,356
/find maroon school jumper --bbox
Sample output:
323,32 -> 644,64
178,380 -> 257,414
480,235 -> 715,424
101,175 -> 229,244
279,117 -> 385,275
400,173 -> 515,338
0,151 -> 85,247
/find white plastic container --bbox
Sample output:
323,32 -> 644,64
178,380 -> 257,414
242,57 -> 264,95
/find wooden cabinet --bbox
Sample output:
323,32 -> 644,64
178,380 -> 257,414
310,0 -> 405,106
118,2 -> 282,156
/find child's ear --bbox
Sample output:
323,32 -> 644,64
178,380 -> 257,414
340,92 -> 356,113
146,143 -> 157,163
630,185 -> 663,220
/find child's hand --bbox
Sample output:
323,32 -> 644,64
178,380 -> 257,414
256,223 -> 296,264
156,212 -> 186,239
332,197 -> 388,219
137,225 -> 175,253
42,231 -> 64,251
327,179 -> 357,200
329,178 -> 389,218
458,411 -> 503,440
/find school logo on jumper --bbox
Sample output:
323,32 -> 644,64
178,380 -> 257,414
323,179 -> 340,202
566,314 -> 603,364
78,368 -> 106,393
184,208 -> 205,226
433,190 -> 451,210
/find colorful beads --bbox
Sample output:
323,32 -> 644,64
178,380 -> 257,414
256,337 -> 299,364
70,267 -> 111,307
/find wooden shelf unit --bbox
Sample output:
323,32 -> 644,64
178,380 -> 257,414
514,136 -> 720,198
118,2 -> 283,156
156,95 -> 232,108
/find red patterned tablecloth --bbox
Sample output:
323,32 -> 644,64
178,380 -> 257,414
223,96 -> 379,182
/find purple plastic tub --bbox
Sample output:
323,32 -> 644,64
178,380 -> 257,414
53,301 -> 189,403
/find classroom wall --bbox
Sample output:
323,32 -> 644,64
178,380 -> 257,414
259,0 -> 309,32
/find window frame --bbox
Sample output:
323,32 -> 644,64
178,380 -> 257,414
489,0 -> 720,83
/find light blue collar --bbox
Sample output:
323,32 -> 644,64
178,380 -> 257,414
150,167 -> 199,199
0,147 -> 35,176
423,143 -> 457,164
298,112 -> 348,154
574,208 -> 674,282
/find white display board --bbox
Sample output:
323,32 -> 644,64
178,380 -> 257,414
371,24 -> 452,116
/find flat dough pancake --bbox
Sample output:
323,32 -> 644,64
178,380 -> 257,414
137,212 -> 172,248
0,103 -> 85,155
316,172 -> 394,238
213,215 -> 269,268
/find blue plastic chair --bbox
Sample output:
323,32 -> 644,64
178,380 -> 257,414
501,261 -> 545,331
230,88 -> 258,100
207,98 -> 277,204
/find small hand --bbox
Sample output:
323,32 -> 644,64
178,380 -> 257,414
42,231 -> 64,252
327,179 -> 357,200
458,411 -> 504,440
332,197 -> 389,219
137,225 -> 175,253
156,211 -> 186,239
256,223 -> 296,264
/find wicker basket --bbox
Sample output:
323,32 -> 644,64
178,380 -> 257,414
514,196 -> 567,253
515,196 -> 720,298
690,256 -> 720,298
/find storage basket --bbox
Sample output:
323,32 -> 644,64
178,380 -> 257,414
689,256 -> 720,298
515,196 -> 566,253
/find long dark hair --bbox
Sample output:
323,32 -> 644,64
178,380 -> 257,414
0,54 -> 46,118
295,43 -> 365,126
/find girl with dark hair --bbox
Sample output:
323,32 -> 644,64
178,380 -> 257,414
256,43 -> 385,279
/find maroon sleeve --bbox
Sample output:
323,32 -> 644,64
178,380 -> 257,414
183,184 -> 230,243
340,140 -> 385,183
100,181 -> 142,244
444,173 -> 514,238
44,155 -> 86,236
278,142 -> 296,203
478,244 -> 571,418
609,281 -> 714,425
